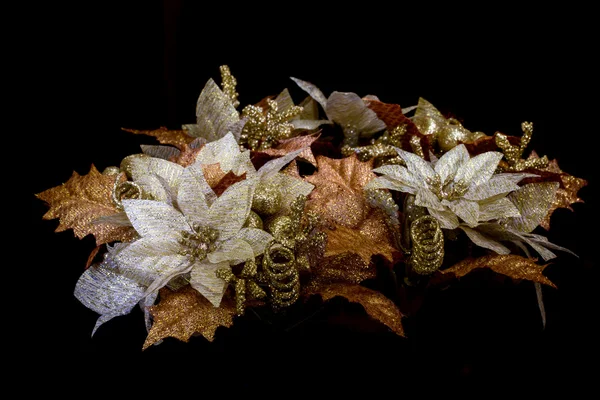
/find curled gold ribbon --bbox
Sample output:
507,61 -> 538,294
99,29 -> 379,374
262,242 -> 300,308
409,215 -> 444,275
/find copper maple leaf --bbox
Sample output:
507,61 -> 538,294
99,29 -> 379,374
538,157 -> 587,230
143,286 -> 236,350
307,283 -> 404,337
123,127 -> 195,150
170,143 -> 202,167
435,254 -> 556,288
305,154 -> 398,266
37,165 -> 137,245
256,134 -> 319,166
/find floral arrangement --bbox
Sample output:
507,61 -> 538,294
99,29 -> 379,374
37,66 -> 586,349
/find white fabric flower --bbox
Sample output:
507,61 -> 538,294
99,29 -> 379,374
115,175 -> 272,307
194,132 -> 314,215
365,144 -> 531,229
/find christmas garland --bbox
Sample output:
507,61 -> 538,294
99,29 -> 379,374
37,66 -> 587,349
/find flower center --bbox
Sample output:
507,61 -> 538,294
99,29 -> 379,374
427,174 -> 469,202
178,224 -> 219,262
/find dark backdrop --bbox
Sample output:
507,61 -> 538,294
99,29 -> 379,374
29,1 -> 596,390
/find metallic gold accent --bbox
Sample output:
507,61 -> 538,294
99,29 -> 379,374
216,259 -> 267,316
262,242 -> 300,308
240,99 -> 303,150
252,182 -> 282,216
219,65 -> 240,108
495,122 -> 549,171
243,211 -> 264,229
341,125 -> 410,166
177,225 -> 219,263
112,179 -> 143,210
102,166 -> 121,176
409,215 -> 444,275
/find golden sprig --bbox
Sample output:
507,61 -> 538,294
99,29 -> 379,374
240,99 -> 303,150
219,65 -> 239,108
495,122 -> 549,171
341,124 -> 419,166
216,260 -> 267,316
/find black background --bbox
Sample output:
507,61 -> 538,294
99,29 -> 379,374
28,1 -> 596,391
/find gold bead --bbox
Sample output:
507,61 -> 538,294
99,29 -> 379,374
252,182 -> 282,216
243,211 -> 264,229
102,166 -> 121,176
264,216 -> 295,248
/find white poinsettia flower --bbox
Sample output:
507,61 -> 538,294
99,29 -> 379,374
460,182 -> 576,261
192,132 -> 314,216
365,144 -> 532,229
114,174 -> 272,307
193,132 -> 256,176
291,77 -> 385,139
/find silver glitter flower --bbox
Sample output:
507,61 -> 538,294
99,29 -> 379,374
365,144 -> 531,229
115,174 -> 272,308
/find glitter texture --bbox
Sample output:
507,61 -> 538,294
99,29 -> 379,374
143,286 -> 236,349
122,127 -> 195,150
36,165 -> 137,245
409,215 -> 444,275
219,65 -> 240,108
439,254 -> 556,288
240,98 -> 303,150
495,122 -> 549,172
310,283 -> 404,337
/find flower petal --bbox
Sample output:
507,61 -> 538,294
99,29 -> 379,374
326,91 -> 386,136
364,175 -> 416,194
208,238 -> 255,264
122,199 -> 190,238
435,144 -> 469,183
191,260 -> 230,307
135,174 -> 174,205
459,226 -> 511,255
196,132 -> 250,175
193,78 -> 240,142
124,155 -> 183,189
455,151 -> 503,188
208,179 -> 254,240
503,182 -> 560,233
478,197 -> 521,222
372,164 -> 418,191
428,207 -> 460,229
235,228 -> 274,256
393,147 -> 436,183
463,175 -> 521,201
113,235 -> 190,287
444,199 -> 479,227
74,259 -> 146,335
291,77 -> 328,111
177,164 -> 212,224
416,187 -> 444,211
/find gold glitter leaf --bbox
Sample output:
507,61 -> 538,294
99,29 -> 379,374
438,254 -> 556,288
123,127 -> 195,150
325,222 -> 396,265
311,283 -> 404,337
37,165 -> 137,245
539,158 -> 587,230
143,286 -> 236,349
